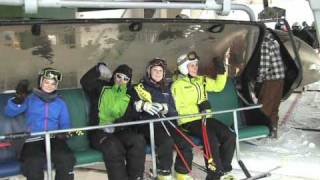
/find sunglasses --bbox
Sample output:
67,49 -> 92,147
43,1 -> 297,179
42,69 -> 62,81
115,73 -> 130,82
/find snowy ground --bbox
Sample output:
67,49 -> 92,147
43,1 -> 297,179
7,82 -> 320,180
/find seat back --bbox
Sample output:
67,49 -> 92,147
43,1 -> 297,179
207,78 -> 239,127
58,89 -> 90,152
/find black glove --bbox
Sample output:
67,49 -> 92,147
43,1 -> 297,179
55,133 -> 69,140
13,80 -> 30,104
212,58 -> 226,75
198,100 -> 211,113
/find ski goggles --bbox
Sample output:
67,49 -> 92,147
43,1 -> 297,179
115,73 -> 130,82
177,51 -> 199,66
42,69 -> 62,82
150,58 -> 167,68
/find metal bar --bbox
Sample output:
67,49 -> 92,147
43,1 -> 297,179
0,0 -> 256,21
0,105 -> 262,140
233,111 -> 240,161
149,122 -> 157,178
45,133 -> 52,180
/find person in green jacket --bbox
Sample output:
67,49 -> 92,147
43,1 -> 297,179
83,64 -> 146,180
171,51 -> 236,180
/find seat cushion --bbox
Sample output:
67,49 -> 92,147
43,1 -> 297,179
74,149 -> 103,166
0,160 -> 21,178
239,125 -> 270,140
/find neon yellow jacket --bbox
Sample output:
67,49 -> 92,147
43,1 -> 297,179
171,72 -> 227,125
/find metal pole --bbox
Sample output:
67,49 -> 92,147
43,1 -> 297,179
149,122 -> 157,178
45,133 -> 52,180
233,111 -> 240,161
0,0 -> 255,21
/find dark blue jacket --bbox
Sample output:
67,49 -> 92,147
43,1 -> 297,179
5,93 -> 71,133
132,77 -> 178,120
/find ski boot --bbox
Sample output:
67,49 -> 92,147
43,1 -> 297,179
157,175 -> 173,180
175,172 -> 194,180
220,172 -> 236,180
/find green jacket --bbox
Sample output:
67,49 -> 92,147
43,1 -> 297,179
98,84 -> 130,125
171,72 -> 227,125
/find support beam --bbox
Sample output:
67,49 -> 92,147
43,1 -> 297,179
0,0 -> 256,20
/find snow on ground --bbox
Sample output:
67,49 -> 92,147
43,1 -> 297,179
233,82 -> 320,180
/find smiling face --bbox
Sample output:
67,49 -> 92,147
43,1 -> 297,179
150,65 -> 164,83
114,73 -> 130,85
40,78 -> 58,93
187,61 -> 198,77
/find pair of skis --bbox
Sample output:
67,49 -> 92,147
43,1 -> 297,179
193,162 -> 280,180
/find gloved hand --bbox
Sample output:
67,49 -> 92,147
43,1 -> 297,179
212,58 -> 226,75
104,127 -> 115,133
13,80 -> 30,104
134,100 -> 161,116
97,62 -> 112,81
198,101 -> 211,113
152,103 -> 168,116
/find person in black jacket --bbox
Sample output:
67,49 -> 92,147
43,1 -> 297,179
80,63 -> 146,180
131,58 -> 193,180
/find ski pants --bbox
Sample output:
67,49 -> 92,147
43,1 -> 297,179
139,122 -> 193,175
91,129 -> 146,180
21,139 -> 75,180
181,118 -> 236,179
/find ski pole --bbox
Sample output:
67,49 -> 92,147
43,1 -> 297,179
160,119 -> 192,175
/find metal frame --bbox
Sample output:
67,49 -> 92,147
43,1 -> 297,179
1,105 -> 265,179
0,0 -> 256,21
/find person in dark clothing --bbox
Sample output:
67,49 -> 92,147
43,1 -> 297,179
80,63 -> 146,180
172,52 -> 236,180
5,68 -> 75,180
131,58 -> 193,180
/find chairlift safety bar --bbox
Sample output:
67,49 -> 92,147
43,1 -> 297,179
0,104 -> 262,179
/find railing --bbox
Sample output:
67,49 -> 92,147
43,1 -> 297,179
0,104 -> 262,180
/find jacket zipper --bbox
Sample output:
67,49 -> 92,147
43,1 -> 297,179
45,103 -> 48,131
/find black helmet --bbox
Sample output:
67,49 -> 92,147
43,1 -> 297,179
146,58 -> 167,79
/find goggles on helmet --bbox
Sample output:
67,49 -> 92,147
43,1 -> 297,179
41,69 -> 62,82
149,58 -> 167,68
177,51 -> 199,66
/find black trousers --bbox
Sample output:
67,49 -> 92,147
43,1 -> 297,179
139,122 -> 193,175
91,129 -> 146,180
182,118 -> 236,179
21,139 -> 76,180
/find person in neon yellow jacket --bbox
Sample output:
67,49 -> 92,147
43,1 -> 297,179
171,51 -> 236,180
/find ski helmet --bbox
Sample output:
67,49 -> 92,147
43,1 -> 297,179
177,51 -> 199,75
146,58 -> 167,79
38,67 -> 62,87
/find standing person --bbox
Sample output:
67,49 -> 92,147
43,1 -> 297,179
5,68 -> 75,180
171,51 -> 236,180
80,63 -> 146,180
132,58 -> 193,180
256,30 -> 285,138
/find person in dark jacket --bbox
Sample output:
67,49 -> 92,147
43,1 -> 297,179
131,58 -> 193,180
5,67 -> 75,180
80,63 -> 146,180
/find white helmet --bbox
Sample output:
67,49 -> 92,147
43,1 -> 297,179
177,51 -> 199,75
